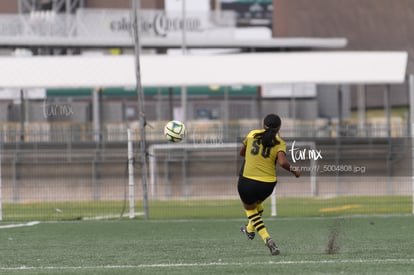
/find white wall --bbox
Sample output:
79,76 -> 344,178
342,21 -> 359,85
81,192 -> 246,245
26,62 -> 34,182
165,0 -> 210,12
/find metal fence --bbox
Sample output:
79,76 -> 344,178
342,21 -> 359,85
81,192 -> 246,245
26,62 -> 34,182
0,116 -> 409,144
0,121 -> 412,221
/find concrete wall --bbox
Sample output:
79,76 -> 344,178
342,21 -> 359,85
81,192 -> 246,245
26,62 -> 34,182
0,0 -> 18,13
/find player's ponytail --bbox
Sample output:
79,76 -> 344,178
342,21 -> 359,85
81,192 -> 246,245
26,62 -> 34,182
254,114 -> 281,148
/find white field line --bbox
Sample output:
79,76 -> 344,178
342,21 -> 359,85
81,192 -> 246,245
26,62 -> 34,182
0,221 -> 39,229
0,258 -> 414,271
11,213 -> 411,226
80,212 -> 145,220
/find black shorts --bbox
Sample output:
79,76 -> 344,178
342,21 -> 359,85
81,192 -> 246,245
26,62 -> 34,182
237,176 -> 277,205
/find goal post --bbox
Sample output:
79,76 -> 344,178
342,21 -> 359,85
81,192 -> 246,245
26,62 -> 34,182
270,141 -> 317,216
409,74 -> 414,215
148,141 -> 317,217
149,142 -> 239,198
127,129 -> 135,219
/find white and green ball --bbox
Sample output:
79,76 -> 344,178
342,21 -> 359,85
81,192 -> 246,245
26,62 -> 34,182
164,120 -> 186,142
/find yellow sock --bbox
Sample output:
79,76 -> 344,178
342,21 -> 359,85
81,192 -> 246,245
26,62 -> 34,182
246,219 -> 255,232
247,203 -> 264,232
245,209 -> 270,243
257,203 -> 264,215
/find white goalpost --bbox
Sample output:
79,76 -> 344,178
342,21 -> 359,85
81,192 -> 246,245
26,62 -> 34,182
270,141 -> 317,216
127,129 -> 135,219
409,75 -> 414,215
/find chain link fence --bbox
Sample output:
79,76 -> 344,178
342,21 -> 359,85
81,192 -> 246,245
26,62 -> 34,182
0,120 -> 412,221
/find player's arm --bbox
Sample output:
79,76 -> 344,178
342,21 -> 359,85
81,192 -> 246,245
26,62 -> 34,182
239,144 -> 246,157
277,151 -> 300,178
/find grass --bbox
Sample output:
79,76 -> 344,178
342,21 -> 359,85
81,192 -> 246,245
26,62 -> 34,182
276,196 -> 412,217
0,216 -> 413,274
1,196 -> 412,274
2,196 -> 412,221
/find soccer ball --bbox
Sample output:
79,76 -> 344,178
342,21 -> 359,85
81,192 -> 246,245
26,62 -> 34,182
164,120 -> 186,142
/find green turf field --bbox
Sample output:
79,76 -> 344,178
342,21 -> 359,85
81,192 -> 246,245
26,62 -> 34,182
0,215 -> 413,275
2,196 -> 412,221
1,196 -> 413,274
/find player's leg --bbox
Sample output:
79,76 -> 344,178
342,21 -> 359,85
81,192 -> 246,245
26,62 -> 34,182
238,177 -> 269,239
242,180 -> 280,255
243,204 -> 270,243
238,177 -> 279,256
246,181 -> 276,244
240,204 -> 257,240
238,176 -> 257,240
246,202 -> 264,232
244,204 -> 279,255
245,205 -> 280,255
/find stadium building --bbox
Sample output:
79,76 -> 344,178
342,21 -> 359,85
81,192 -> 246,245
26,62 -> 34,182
1,0 -> 401,135
0,0 -> 412,226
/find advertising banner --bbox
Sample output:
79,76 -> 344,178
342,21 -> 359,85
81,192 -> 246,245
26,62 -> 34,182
76,8 -> 236,41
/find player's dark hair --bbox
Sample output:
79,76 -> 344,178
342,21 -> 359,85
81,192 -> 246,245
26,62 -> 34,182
254,114 -> 281,148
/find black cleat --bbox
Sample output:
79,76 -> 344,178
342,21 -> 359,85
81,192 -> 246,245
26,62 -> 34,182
265,237 -> 280,255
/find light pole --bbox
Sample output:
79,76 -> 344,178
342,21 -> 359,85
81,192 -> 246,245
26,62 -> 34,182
180,0 -> 187,123
131,0 -> 149,220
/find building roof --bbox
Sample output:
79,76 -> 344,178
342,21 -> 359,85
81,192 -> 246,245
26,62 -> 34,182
0,36 -> 347,50
0,51 -> 407,89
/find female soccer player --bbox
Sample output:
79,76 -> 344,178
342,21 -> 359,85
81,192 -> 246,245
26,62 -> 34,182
238,113 -> 300,255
